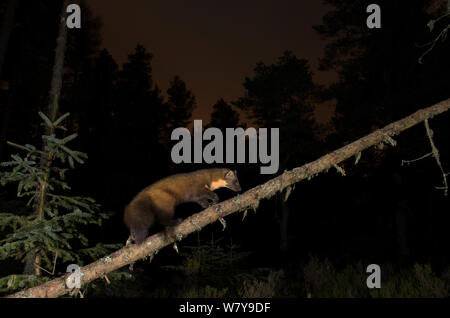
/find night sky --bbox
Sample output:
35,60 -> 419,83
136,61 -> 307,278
87,0 -> 336,124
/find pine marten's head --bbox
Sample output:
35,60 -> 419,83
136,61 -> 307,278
208,169 -> 242,192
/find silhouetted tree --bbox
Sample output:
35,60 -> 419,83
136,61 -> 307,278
235,51 -> 319,167
314,0 -> 450,262
315,0 -> 450,143
209,98 -> 240,130
77,49 -> 119,205
0,1 -> 62,160
0,0 -> 19,80
166,75 -> 196,130
112,45 -> 169,197
234,51 -> 319,256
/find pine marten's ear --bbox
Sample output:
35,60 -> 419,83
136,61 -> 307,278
225,170 -> 234,178
224,169 -> 241,192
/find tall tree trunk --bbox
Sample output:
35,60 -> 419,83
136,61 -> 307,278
278,194 -> 290,255
0,76 -> 15,160
394,201 -> 409,262
276,156 -> 291,257
23,0 -> 69,276
0,0 -> 19,79
392,172 -> 409,263
274,190 -> 290,258
0,0 -> 19,160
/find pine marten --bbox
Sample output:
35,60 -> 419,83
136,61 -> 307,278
124,168 -> 241,244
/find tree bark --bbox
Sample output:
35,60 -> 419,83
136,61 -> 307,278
7,97 -> 450,298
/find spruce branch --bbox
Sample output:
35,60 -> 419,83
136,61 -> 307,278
424,119 -> 448,196
402,119 -> 450,196
417,10 -> 450,64
6,142 -> 47,156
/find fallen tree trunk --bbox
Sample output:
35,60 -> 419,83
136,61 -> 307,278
6,97 -> 450,298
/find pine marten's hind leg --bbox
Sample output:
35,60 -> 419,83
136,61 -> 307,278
155,207 -> 182,241
157,206 -> 182,227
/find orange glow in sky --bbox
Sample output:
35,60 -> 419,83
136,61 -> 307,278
88,0 -> 337,125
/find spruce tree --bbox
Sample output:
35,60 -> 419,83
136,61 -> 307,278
0,110 -> 118,294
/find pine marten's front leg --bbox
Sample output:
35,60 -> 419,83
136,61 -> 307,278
195,188 -> 219,208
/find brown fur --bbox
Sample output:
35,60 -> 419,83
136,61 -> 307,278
124,168 -> 241,244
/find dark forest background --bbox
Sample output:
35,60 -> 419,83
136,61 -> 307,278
0,0 -> 449,297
